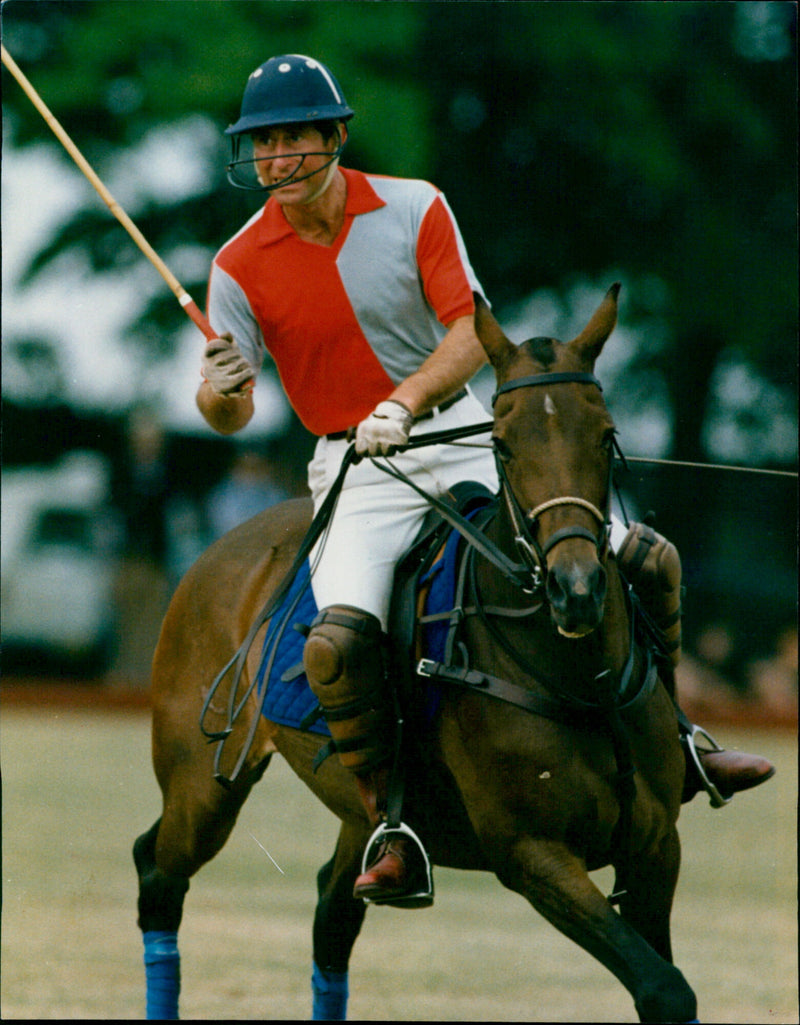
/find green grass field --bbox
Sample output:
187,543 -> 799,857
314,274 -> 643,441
1,706 -> 796,1021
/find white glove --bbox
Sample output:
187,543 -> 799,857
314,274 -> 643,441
201,333 -> 254,395
355,400 -> 414,456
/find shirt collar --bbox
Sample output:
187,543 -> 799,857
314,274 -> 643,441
256,167 -> 385,246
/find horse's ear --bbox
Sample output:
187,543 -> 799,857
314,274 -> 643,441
569,283 -> 621,366
474,293 -> 515,368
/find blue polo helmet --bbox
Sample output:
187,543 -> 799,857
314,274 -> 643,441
226,54 -> 354,136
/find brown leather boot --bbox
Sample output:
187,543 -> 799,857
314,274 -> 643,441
354,834 -> 419,901
682,725 -> 776,806
616,529 -> 777,807
351,770 -> 432,905
700,750 -> 776,798
303,606 -> 432,905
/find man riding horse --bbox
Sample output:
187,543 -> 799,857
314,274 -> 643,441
197,54 -> 774,905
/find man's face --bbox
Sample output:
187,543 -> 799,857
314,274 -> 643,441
251,123 -> 339,202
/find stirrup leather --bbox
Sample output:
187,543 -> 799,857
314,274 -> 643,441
360,820 -> 434,909
682,724 -> 732,809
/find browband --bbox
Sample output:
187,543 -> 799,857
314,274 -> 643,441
492,372 -> 602,406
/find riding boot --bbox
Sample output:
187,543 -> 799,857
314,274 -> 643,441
350,766 -> 430,903
680,724 -> 776,806
303,605 -> 431,904
617,522 -> 776,805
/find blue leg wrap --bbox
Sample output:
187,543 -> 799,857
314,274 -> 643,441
312,961 -> 349,1021
143,930 -> 180,1020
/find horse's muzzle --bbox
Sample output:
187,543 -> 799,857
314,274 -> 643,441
546,559 -> 607,638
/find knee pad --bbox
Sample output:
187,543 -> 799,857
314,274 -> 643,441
303,606 -> 395,772
617,523 -> 682,665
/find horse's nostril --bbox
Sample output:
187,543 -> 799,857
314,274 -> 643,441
547,562 -> 607,622
546,568 -> 569,609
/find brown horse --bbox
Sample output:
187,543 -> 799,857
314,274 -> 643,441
133,284 -> 697,1022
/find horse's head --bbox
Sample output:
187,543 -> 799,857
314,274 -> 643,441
475,284 -> 621,639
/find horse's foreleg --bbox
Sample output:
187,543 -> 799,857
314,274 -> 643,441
311,819 -> 369,1020
498,837 -> 697,1023
614,826 -> 682,963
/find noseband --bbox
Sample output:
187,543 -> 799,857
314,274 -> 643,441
491,372 -> 612,590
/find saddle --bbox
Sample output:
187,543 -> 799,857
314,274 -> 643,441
388,481 -> 496,727
251,482 -> 666,899
257,481 -> 495,739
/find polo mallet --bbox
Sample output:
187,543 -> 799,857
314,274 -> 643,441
1,43 -> 217,342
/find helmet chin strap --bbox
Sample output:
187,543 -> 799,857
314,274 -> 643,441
302,156 -> 340,202
255,151 -> 340,195
246,126 -> 345,196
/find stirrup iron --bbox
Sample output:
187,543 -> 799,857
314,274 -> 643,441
360,820 -> 434,909
683,724 -> 732,809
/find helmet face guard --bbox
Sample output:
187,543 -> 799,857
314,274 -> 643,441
225,127 -> 347,192
225,54 -> 353,192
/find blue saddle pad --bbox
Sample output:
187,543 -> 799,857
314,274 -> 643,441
257,525 -> 467,735
257,561 -> 330,735
419,516 -> 469,663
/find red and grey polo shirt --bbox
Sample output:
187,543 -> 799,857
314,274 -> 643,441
207,167 -> 484,436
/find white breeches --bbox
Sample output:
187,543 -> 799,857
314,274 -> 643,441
307,388 -> 629,630
308,391 -> 497,629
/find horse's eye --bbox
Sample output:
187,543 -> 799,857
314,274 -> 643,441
493,436 -> 512,462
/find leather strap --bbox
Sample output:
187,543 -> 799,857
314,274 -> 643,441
200,444 -> 362,785
418,658 -> 597,724
371,458 -> 534,591
493,372 -> 601,405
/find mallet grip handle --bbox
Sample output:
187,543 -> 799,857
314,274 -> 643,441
2,43 -> 217,342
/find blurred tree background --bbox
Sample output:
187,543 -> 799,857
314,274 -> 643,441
2,0 -> 797,682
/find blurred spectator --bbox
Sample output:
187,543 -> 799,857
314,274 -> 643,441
676,622 -> 746,720
164,495 -> 208,589
205,448 -> 289,540
678,621 -> 798,725
747,626 -> 798,721
109,409 -> 171,687
115,409 -> 170,562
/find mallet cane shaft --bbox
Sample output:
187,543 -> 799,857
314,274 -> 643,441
1,43 -> 217,342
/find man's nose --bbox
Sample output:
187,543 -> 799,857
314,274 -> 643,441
272,148 -> 302,166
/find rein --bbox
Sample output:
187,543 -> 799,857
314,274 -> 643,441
200,371 -> 628,787
199,444 -> 361,786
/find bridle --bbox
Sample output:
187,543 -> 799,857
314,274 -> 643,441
491,371 -> 613,591
200,371 -> 628,787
